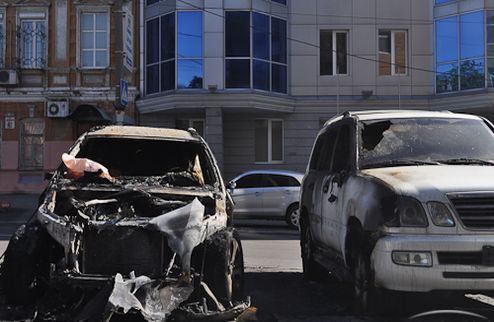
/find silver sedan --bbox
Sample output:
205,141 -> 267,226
228,170 -> 303,229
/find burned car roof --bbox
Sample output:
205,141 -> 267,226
86,125 -> 201,141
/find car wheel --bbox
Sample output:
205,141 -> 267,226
300,217 -> 326,281
285,204 -> 300,229
203,228 -> 244,303
352,247 -> 384,315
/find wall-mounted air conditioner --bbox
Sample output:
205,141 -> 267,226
0,69 -> 18,85
46,100 -> 69,118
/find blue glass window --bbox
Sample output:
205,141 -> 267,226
177,60 -> 203,89
146,0 -> 159,5
145,11 -> 203,94
435,0 -> 454,4
436,63 -> 458,93
435,12 -> 485,93
488,11 -> 494,87
178,12 -> 202,58
436,16 -> 458,65
460,12 -> 484,60
177,12 -> 203,89
272,64 -> 287,93
272,0 -> 286,4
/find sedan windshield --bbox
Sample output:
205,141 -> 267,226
359,117 -> 494,169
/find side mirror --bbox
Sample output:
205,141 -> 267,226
227,180 -> 236,191
44,171 -> 54,181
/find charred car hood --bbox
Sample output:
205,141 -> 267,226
362,165 -> 494,200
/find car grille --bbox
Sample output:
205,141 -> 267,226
82,227 -> 170,277
449,195 -> 494,229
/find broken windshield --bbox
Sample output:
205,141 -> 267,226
73,137 -> 216,186
359,118 -> 494,169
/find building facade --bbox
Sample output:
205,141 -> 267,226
0,0 -> 140,193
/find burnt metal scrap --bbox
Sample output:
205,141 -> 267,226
0,126 -> 248,322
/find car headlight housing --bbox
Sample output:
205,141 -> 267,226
387,197 -> 428,227
427,201 -> 455,227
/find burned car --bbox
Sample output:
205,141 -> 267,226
300,110 -> 494,313
0,126 -> 247,321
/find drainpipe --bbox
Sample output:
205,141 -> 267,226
139,0 -> 144,96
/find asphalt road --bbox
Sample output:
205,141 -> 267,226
235,219 -> 494,322
1,203 -> 494,321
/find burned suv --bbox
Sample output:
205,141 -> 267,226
300,110 -> 494,312
0,126 -> 247,321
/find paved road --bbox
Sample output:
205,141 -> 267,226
235,219 -> 494,322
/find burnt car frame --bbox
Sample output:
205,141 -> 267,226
0,126 -> 247,321
300,110 -> 494,314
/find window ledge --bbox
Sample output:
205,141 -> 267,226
255,161 -> 285,165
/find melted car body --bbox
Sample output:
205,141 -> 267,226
300,110 -> 494,312
0,126 -> 246,321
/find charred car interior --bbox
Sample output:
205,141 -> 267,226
0,126 -> 248,321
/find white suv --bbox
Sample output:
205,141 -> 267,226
300,110 -> 494,312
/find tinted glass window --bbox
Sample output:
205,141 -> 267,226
146,65 -> 159,94
436,16 -> 458,64
460,11 -> 484,60
226,59 -> 250,88
177,60 -> 203,89
161,13 -> 175,61
271,17 -> 287,64
236,174 -> 265,188
332,125 -> 351,172
226,12 -> 250,57
267,174 -> 300,187
254,60 -> 270,91
146,18 -> 159,64
320,31 -> 333,75
161,61 -> 175,91
178,12 -> 202,58
253,13 -> 269,60
310,127 -> 338,171
272,64 -> 287,93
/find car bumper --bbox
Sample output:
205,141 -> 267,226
372,234 -> 494,292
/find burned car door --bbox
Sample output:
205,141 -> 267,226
307,126 -> 339,244
320,123 -> 353,250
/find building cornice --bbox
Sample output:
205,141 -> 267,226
137,92 -> 296,114
10,0 -> 51,7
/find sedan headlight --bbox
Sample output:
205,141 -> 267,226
427,201 -> 455,227
394,197 -> 428,227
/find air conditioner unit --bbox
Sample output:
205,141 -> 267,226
0,69 -> 18,85
46,100 -> 69,118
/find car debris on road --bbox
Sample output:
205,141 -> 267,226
0,126 -> 249,322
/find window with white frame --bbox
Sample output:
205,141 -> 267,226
175,119 -> 205,137
255,119 -> 283,163
80,12 -> 109,68
379,30 -> 407,75
18,13 -> 47,68
320,30 -> 348,75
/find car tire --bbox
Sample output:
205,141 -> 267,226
285,204 -> 300,229
2,225 -> 48,305
300,216 -> 326,281
202,227 -> 245,303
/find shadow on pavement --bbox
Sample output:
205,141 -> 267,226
244,272 -> 494,322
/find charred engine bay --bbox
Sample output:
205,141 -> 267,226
0,183 -> 248,322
